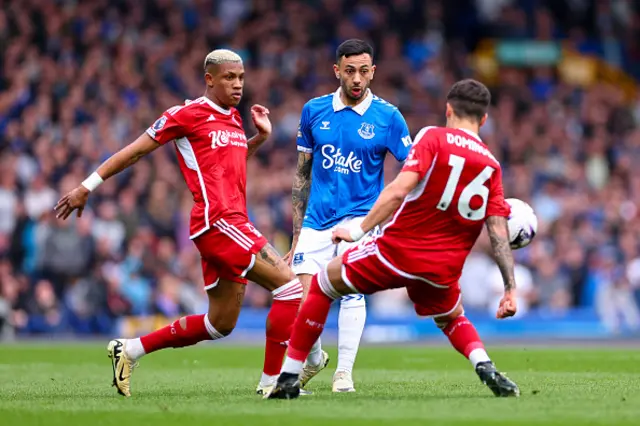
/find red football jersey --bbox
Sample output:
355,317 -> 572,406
146,96 -> 249,239
376,126 -> 510,285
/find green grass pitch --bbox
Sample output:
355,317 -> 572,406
1,344 -> 639,425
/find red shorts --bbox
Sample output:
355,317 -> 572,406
193,216 -> 268,288
341,239 -> 461,317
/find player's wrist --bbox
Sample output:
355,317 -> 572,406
347,223 -> 365,241
256,129 -> 271,140
81,172 -> 104,192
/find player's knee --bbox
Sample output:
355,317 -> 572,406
213,322 -> 235,337
433,317 -> 448,329
207,313 -> 236,337
269,269 -> 296,290
177,316 -> 188,330
284,268 -> 296,282
433,303 -> 464,329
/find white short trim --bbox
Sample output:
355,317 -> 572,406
346,245 -> 376,264
219,218 -> 254,247
213,222 -> 250,250
190,225 -> 210,240
297,145 -> 312,153
213,219 -> 255,251
340,264 -> 359,293
417,293 -> 463,319
241,254 -> 256,278
204,278 -> 220,291
374,247 -> 447,288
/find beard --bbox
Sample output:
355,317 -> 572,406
341,81 -> 368,102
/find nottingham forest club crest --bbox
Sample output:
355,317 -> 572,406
357,122 -> 375,140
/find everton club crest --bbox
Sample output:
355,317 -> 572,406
357,122 -> 375,140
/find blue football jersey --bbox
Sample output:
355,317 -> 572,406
297,88 -> 412,230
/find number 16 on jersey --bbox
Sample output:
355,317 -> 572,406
436,154 -> 495,221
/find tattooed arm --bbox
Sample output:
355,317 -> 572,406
485,215 -> 518,318
292,152 -> 313,237
284,151 -> 313,264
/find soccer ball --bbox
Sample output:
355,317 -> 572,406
506,198 -> 538,250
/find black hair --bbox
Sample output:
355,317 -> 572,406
446,79 -> 491,123
335,39 -> 374,63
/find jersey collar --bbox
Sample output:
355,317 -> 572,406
459,128 -> 482,141
332,88 -> 373,116
202,96 -> 232,115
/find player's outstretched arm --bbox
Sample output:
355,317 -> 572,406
485,215 -> 518,319
247,105 -> 271,157
284,151 -> 313,265
54,133 -> 161,220
333,171 -> 420,243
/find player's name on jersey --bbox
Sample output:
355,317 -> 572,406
446,132 -> 498,164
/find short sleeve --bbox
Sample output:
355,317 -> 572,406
296,103 -> 313,153
401,127 -> 438,180
146,108 -> 188,145
486,166 -> 510,218
386,109 -> 412,162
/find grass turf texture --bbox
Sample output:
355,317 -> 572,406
1,344 -> 639,426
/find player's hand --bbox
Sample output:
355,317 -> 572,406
251,104 -> 271,136
332,228 -> 354,244
496,290 -> 517,319
283,245 -> 296,266
283,249 -> 294,266
283,237 -> 299,266
54,186 -> 90,220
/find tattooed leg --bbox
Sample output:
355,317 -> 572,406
246,243 -> 297,291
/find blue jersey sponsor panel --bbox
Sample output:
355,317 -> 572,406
297,89 -> 411,230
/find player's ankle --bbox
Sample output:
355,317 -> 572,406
468,348 -> 491,368
306,348 -> 324,367
259,373 -> 278,387
282,356 -> 304,375
125,338 -> 146,361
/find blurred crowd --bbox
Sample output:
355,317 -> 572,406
1,0 -> 640,337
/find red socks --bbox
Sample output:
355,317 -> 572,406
137,279 -> 303,379
262,279 -> 303,376
140,314 -> 217,354
287,274 -> 334,363
441,316 -> 485,358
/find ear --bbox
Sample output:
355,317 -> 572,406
333,63 -> 340,79
204,72 -> 214,88
445,102 -> 454,119
370,64 -> 376,80
479,113 -> 488,127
